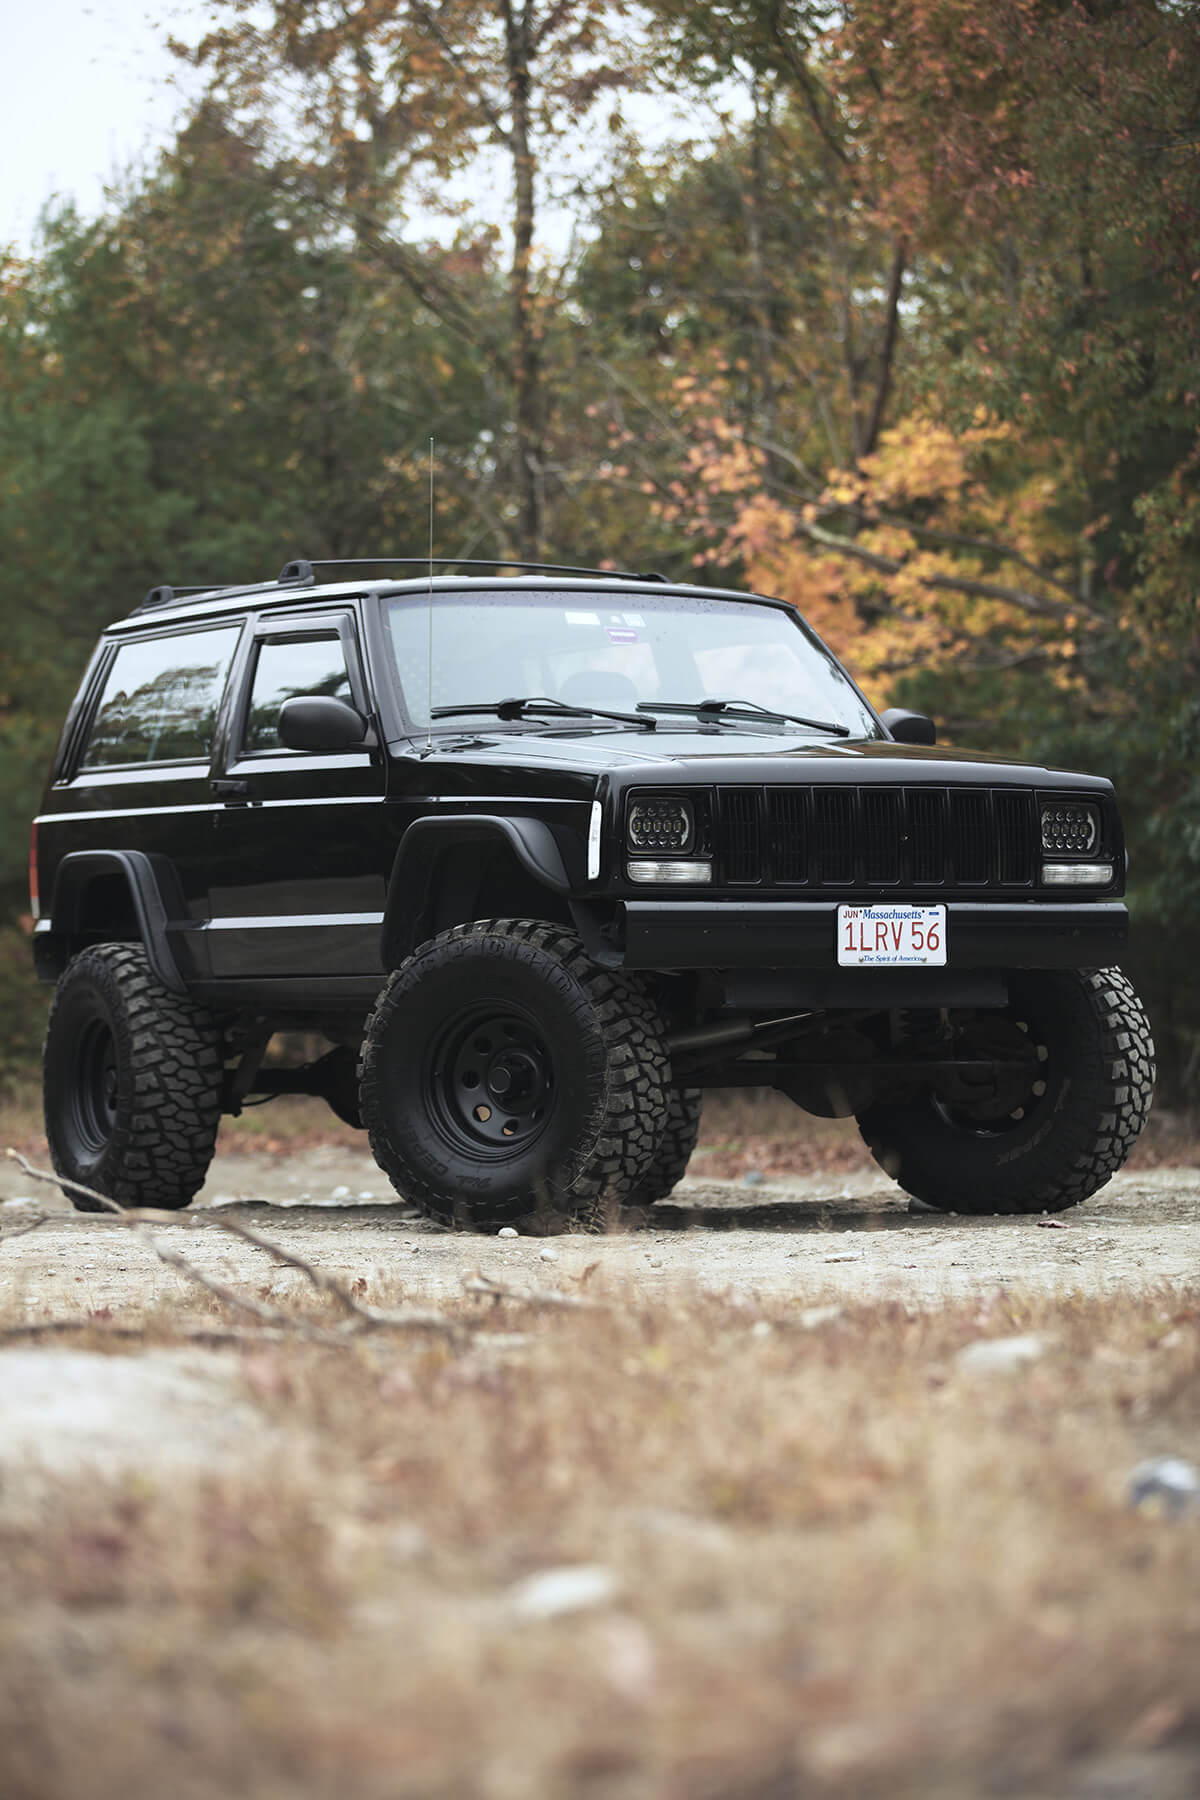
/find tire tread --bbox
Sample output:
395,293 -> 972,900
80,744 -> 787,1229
360,918 -> 669,1231
859,966 -> 1154,1214
44,944 -> 223,1212
629,1087 -> 703,1204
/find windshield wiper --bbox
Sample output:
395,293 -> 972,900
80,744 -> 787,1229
637,697 -> 851,738
431,695 -> 656,731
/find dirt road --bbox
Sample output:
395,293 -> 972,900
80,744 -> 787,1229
2,1144 -> 1197,1315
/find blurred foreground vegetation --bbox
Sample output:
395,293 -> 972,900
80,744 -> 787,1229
2,1282 -> 1199,1798
2,0 -> 1198,1097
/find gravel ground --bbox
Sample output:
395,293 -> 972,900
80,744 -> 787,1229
2,1145 -> 1198,1315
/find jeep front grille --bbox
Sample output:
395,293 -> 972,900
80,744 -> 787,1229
713,786 -> 1039,891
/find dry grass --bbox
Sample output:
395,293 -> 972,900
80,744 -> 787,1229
2,1280 -> 1199,1800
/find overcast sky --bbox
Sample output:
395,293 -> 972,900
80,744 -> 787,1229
1,1 -> 724,259
2,0 -> 204,248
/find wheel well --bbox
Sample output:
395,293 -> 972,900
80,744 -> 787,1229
40,852 -> 186,992
34,872 -> 143,981
430,843 -> 573,938
74,873 -> 141,943
387,840 -> 572,964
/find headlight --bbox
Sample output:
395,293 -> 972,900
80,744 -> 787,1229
628,795 -> 695,854
1040,802 -> 1100,856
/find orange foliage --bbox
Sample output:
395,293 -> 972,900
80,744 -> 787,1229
660,390 -> 1088,708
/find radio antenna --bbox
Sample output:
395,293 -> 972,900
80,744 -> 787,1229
426,436 -> 435,754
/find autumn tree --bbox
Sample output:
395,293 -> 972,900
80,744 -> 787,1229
0,119 -> 509,1077
611,0 -> 1200,1086
3,0 -> 1199,1089
644,0 -> 911,459
0,117 -> 495,890
570,1 -> 1183,693
564,78 -> 924,591
179,0 -> 647,559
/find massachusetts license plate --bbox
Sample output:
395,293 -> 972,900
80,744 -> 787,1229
837,904 -> 947,967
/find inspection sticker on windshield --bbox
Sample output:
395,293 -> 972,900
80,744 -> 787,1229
837,904 -> 946,967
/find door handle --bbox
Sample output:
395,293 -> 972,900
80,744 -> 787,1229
211,778 -> 250,799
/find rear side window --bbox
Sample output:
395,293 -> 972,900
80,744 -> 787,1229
81,626 -> 241,768
242,635 -> 354,753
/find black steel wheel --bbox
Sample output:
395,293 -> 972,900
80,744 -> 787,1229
43,944 -> 225,1212
429,1003 -> 558,1156
857,967 -> 1155,1214
628,1087 -> 703,1204
360,919 -> 670,1231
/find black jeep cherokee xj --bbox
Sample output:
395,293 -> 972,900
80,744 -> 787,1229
30,557 -> 1154,1230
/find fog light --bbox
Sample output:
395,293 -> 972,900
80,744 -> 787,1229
1042,862 -> 1114,887
626,860 -> 713,885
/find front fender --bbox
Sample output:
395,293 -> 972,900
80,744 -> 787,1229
382,815 -> 571,965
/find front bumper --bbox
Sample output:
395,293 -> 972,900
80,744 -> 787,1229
578,898 -> 1128,973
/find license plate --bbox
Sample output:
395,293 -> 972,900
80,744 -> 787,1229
837,904 -> 947,967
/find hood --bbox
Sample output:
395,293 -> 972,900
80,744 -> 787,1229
395,726 -> 1114,792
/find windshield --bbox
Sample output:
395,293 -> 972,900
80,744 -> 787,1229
384,589 -> 880,738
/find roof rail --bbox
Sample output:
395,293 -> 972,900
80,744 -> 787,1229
138,583 -> 227,612
277,556 -> 670,585
135,562 -> 316,615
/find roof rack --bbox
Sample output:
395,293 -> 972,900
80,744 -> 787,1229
134,556 -> 671,617
277,557 -> 670,585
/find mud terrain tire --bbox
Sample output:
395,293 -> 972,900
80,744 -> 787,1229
360,919 -> 670,1231
43,943 -> 224,1212
630,1087 -> 703,1204
857,967 -> 1154,1214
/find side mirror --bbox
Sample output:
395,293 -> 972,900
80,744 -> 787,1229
278,695 -> 370,752
880,707 -> 937,747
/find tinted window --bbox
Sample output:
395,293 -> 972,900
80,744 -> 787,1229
243,635 -> 353,752
82,626 -> 241,768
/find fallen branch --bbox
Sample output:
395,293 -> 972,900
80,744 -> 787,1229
463,1271 -> 603,1312
0,1206 -> 52,1243
0,1318 -> 328,1348
4,1149 -> 465,1344
139,1235 -> 343,1342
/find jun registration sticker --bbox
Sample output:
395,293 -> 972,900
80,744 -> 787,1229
837,904 -> 947,967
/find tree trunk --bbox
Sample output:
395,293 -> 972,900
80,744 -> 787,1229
744,79 -> 781,461
502,0 -> 543,561
860,236 -> 907,459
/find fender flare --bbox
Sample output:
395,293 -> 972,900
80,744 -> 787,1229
46,850 -> 188,993
382,815 -> 571,966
